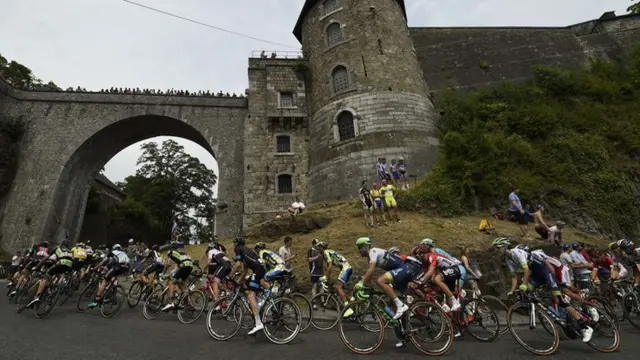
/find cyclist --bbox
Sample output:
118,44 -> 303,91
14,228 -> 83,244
71,242 -> 88,275
160,242 -> 194,311
80,242 -> 94,280
316,241 -> 352,311
420,238 -> 467,288
412,244 -> 462,311
254,242 -> 290,284
529,247 -> 584,303
9,241 -> 50,294
206,242 -> 232,303
616,239 -> 640,290
492,238 -> 594,342
141,245 -> 166,287
231,236 -> 268,335
87,244 -> 130,309
354,237 -> 410,319
26,240 -> 74,308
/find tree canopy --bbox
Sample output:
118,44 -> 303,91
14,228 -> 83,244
105,139 -> 217,244
630,1 -> 640,14
0,54 -> 59,90
402,46 -> 640,238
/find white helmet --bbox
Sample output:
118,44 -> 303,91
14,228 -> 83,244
113,244 -> 123,251
128,238 -> 134,244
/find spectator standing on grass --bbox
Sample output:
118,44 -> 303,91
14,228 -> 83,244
381,179 -> 400,223
308,239 -> 324,309
279,236 -> 295,271
398,157 -> 408,189
359,180 -> 375,228
370,183 -> 387,225
376,158 -> 386,181
508,187 -> 528,238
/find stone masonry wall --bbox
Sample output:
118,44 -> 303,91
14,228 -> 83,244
300,0 -> 430,115
411,14 -> 640,92
245,58 -> 309,226
308,91 -> 438,202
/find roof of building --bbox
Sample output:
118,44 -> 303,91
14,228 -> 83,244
292,0 -> 408,42
95,173 -> 125,196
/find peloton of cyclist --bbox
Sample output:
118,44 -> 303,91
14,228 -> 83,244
27,240 -> 74,308
205,241 -> 232,303
141,244 -> 166,287
420,238 -> 467,288
412,241 -> 462,311
492,237 -> 594,343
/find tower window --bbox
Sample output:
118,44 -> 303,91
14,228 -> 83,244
279,92 -> 294,107
331,66 -> 349,93
326,22 -> 343,47
277,174 -> 293,194
276,135 -> 291,153
337,111 -> 355,140
323,0 -> 339,14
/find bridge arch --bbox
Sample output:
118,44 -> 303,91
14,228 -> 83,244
0,89 -> 246,250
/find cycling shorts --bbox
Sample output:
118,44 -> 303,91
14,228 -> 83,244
338,266 -> 352,284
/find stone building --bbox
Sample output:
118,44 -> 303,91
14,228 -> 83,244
0,1 -> 639,252
77,174 -> 125,246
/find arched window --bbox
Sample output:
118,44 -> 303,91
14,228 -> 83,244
326,22 -> 343,47
332,66 -> 349,93
337,111 -> 355,140
276,135 -> 291,153
277,174 -> 293,194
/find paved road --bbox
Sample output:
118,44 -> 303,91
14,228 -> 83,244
0,284 -> 638,360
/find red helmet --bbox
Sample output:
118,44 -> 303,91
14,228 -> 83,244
412,245 -> 429,257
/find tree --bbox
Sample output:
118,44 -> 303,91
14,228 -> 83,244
0,53 -> 58,90
108,139 -> 217,244
630,1 -> 640,14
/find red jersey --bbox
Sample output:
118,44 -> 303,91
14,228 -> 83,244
422,252 -> 457,271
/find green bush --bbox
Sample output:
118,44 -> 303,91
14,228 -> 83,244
404,46 -> 640,237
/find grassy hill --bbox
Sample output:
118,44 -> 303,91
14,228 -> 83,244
180,201 -> 602,290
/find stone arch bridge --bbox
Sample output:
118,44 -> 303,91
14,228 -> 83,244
0,80 -> 247,251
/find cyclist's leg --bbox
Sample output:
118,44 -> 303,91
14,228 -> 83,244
335,266 -> 352,303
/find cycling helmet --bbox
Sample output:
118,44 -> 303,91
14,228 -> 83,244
60,239 -> 70,248
617,239 -> 634,250
420,238 -> 435,247
316,241 -> 328,249
608,242 -> 618,250
42,241 -> 50,247
112,244 -> 122,251
355,237 -> 372,248
412,245 -> 430,257
515,244 -> 529,252
254,242 -> 266,251
492,237 -> 511,248
77,242 -> 85,247
561,243 -> 571,251
571,242 -> 581,249
388,246 -> 400,254
234,236 -> 246,246
152,244 -> 159,251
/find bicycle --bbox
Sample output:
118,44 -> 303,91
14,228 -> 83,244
418,282 -> 500,342
337,287 -> 454,355
270,272 -> 313,332
76,269 -> 126,318
464,274 -> 510,336
507,289 -> 619,356
205,277 -> 302,344
16,270 -> 69,319
126,272 -> 165,308
142,271 -> 206,324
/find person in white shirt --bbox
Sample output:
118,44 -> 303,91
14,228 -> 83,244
548,221 -> 565,246
278,236 -> 295,271
288,196 -> 305,216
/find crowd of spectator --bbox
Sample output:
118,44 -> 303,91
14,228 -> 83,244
12,82 -> 246,98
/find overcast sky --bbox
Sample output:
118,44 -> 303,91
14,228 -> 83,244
0,0 -> 634,195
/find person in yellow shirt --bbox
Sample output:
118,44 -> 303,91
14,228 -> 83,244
370,183 -> 388,225
380,179 -> 400,223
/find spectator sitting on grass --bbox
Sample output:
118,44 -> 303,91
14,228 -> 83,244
288,196 -> 305,217
548,221 -> 565,247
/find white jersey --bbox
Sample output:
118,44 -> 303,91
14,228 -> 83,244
111,250 -> 130,265
505,248 -> 529,273
530,249 -> 563,268
151,250 -> 165,265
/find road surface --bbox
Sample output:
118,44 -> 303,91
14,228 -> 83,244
0,284 -> 638,360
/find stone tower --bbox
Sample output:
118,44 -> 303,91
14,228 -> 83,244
293,0 -> 439,203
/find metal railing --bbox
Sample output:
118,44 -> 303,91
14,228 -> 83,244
251,50 -> 304,59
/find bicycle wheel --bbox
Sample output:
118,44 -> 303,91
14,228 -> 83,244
407,301 -> 454,356
76,282 -> 98,313
34,285 -> 59,319
337,300 -> 384,354
623,292 -> 640,329
206,296 -> 244,340
127,280 -> 144,308
572,300 -> 620,353
143,288 -> 169,320
463,298 -> 500,342
261,297 -> 302,345
507,302 -> 559,356
55,279 -> 72,306
177,290 -> 206,324
101,285 -> 125,318
479,294 -> 509,335
16,281 -> 38,314
310,293 -> 341,330
287,293 -> 312,332
586,296 -> 620,330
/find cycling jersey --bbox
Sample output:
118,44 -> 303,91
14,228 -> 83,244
207,248 -> 230,265
167,250 -> 192,267
530,249 -> 562,267
258,249 -> 286,270
71,246 -> 87,261
368,247 -> 403,271
435,248 -> 462,265
421,252 -> 458,271
324,249 -> 350,269
48,247 -> 74,268
234,245 -> 264,273
109,250 -> 131,265
147,250 -> 165,265
505,248 -> 529,273
35,246 -> 49,258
